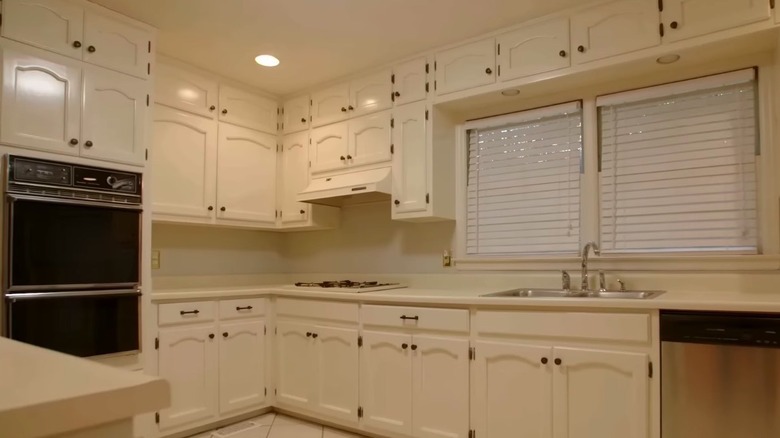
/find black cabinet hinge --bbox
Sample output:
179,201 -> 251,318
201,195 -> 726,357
264,388 -> 268,396
498,65 -> 501,77
358,406 -> 363,418
390,144 -> 394,155
1,14 -> 4,27
469,347 -> 475,360
772,0 -> 776,9
310,99 -> 313,106
426,193 -> 430,204
391,73 -> 395,84
146,94 -> 150,106
425,82 -> 429,93
148,41 -> 152,53
425,109 -> 429,120
658,0 -> 663,11
275,210 -> 279,218
147,63 -> 151,75
497,44 -> 501,56
281,122 -> 284,130
425,63 -> 429,73
274,388 -> 277,395
434,61 -> 437,70
391,118 -> 394,128
154,337 -> 159,349
358,335 -> 363,347
649,361 -> 654,378
659,23 -> 665,37
155,413 -> 160,424
145,149 -> 149,161
264,325 -> 267,335
469,430 -> 475,438
391,92 -> 395,102
434,80 -> 437,90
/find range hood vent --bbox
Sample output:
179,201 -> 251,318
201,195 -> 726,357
297,167 -> 392,207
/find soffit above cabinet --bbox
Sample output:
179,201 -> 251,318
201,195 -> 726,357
86,0 -> 584,95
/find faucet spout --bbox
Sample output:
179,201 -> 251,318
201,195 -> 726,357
581,241 -> 601,291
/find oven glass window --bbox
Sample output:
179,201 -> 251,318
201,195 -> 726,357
10,199 -> 140,288
8,294 -> 140,357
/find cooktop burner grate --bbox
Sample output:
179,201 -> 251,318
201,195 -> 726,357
294,280 -> 397,289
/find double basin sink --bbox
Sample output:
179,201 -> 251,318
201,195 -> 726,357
481,288 -> 664,300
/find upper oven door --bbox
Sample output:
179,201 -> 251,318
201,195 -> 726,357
7,196 -> 141,292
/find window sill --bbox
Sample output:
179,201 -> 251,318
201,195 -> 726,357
454,254 -> 780,272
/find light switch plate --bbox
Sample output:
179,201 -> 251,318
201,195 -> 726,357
151,250 -> 161,270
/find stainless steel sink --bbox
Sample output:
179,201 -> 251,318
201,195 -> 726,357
481,288 -> 664,299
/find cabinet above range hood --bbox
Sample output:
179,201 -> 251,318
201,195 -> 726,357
296,168 -> 392,207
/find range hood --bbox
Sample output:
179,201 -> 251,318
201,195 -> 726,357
297,167 -> 392,207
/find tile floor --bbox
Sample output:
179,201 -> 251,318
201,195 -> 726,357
190,413 -> 367,438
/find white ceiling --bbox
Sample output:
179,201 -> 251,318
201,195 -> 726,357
89,0 -> 584,96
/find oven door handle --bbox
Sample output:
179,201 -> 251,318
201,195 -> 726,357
7,194 -> 143,211
6,289 -> 142,300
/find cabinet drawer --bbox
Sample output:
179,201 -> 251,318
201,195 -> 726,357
276,298 -> 358,324
158,301 -> 216,326
474,311 -> 650,343
362,305 -> 469,333
218,298 -> 266,320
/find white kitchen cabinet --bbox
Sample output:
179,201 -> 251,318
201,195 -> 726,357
391,102 -> 428,217
280,131 -> 311,225
310,122 -> 349,173
662,0 -> 770,43
472,341 -> 553,438
216,123 -> 277,226
360,331 -> 413,436
218,85 -> 278,134
1,0 -> 84,58
393,57 -> 428,106
497,17 -> 570,81
218,320 -> 267,415
282,95 -> 310,133
0,42 -> 82,156
553,347 -> 649,438
83,11 -> 150,79
157,325 -> 219,430
311,82 -> 350,127
412,335 -> 470,438
434,39 -> 496,95
155,63 -> 219,118
570,0 -> 660,64
313,326 -> 360,423
80,65 -> 147,166
349,69 -> 392,117
349,110 -> 392,167
276,321 -> 316,409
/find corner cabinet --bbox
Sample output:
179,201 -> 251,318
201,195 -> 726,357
392,57 -> 428,106
661,0 -> 771,43
434,39 -> 496,95
282,95 -> 310,133
155,63 -> 219,118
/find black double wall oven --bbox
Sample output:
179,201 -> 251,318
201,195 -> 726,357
3,155 -> 142,357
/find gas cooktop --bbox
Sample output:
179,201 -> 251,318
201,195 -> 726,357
292,280 -> 406,293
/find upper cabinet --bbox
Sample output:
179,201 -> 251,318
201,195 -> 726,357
348,110 -> 392,168
349,69 -> 392,117
434,39 -> 496,95
1,0 -> 151,79
570,0 -> 660,64
392,57 -> 428,105
661,0 -> 771,42
155,63 -> 219,118
218,85 -> 278,134
497,17 -> 571,81
282,95 -> 310,133
280,132 -> 311,226
311,83 -> 350,127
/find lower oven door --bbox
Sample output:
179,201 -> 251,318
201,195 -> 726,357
6,290 -> 140,357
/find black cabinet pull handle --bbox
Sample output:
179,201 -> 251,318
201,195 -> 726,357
84,140 -> 93,147
87,45 -> 96,53
69,138 -> 79,145
402,343 -> 409,349
306,332 -> 312,337
394,200 -> 400,206
300,209 -> 305,214
541,357 -> 548,365
301,118 -> 306,123
209,105 -> 216,111
236,306 -> 253,311
73,41 -> 82,48
348,105 -> 354,110
341,107 -> 347,112
312,333 -> 318,339
346,155 -> 352,160
670,21 -> 679,29
340,156 -> 346,161
400,315 -> 419,320
208,206 -> 214,211
394,91 -> 401,97
559,50 -> 567,57
577,45 -> 585,53
208,333 -> 215,339
222,332 -> 229,338
485,67 -> 492,74
220,206 -> 226,212
554,358 -> 562,366
411,344 -> 418,351
221,109 -> 228,115
180,310 -> 200,315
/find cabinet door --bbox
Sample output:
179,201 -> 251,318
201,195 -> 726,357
0,43 -> 81,156
553,348 -> 649,438
348,111 -> 392,168
81,65 -> 147,166
393,57 -> 427,106
412,335 -> 470,438
83,11 -> 150,79
313,325 -> 359,423
280,132 -> 310,225
473,341 -> 553,438
435,39 -> 496,95
571,0 -> 660,64
155,63 -> 219,118
391,102 -> 428,218
151,105 -> 217,218
218,85 -> 278,134
360,331 -> 413,436
216,124 -> 277,225
158,325 -> 218,430
219,320 -> 267,415
1,0 -> 84,59
310,122 -> 348,174
311,82 -> 349,127
350,70 -> 392,117
276,321 -> 315,409
282,95 -> 310,133
662,0 -> 770,42
497,17 -> 570,81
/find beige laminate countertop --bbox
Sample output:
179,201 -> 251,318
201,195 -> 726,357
151,285 -> 780,312
0,338 -> 170,438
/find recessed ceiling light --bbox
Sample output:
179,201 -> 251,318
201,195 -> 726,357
656,54 -> 681,65
501,89 -> 520,96
255,54 -> 280,67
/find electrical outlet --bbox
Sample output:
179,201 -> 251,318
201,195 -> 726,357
442,249 -> 452,267
151,250 -> 161,269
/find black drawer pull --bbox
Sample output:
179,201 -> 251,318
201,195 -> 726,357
312,333 -> 319,339
236,306 -> 253,311
541,357 -> 548,364
209,333 -> 215,339
223,332 -> 229,338
400,315 -> 419,321
402,343 -> 409,349
306,332 -> 312,337
554,358 -> 562,366
411,344 -> 418,351
180,310 -> 200,315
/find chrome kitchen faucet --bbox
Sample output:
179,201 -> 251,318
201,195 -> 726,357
581,242 -> 601,291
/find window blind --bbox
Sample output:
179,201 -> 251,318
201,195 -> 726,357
466,102 -> 582,256
598,69 -> 758,253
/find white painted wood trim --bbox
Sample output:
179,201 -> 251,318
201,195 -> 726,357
464,101 -> 581,129
455,254 -> 780,271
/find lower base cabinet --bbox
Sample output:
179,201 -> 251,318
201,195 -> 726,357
218,320 -> 267,415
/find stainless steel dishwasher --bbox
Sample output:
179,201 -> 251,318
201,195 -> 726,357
661,311 -> 780,438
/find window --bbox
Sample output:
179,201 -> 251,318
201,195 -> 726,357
598,69 -> 758,254
465,102 -> 583,256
